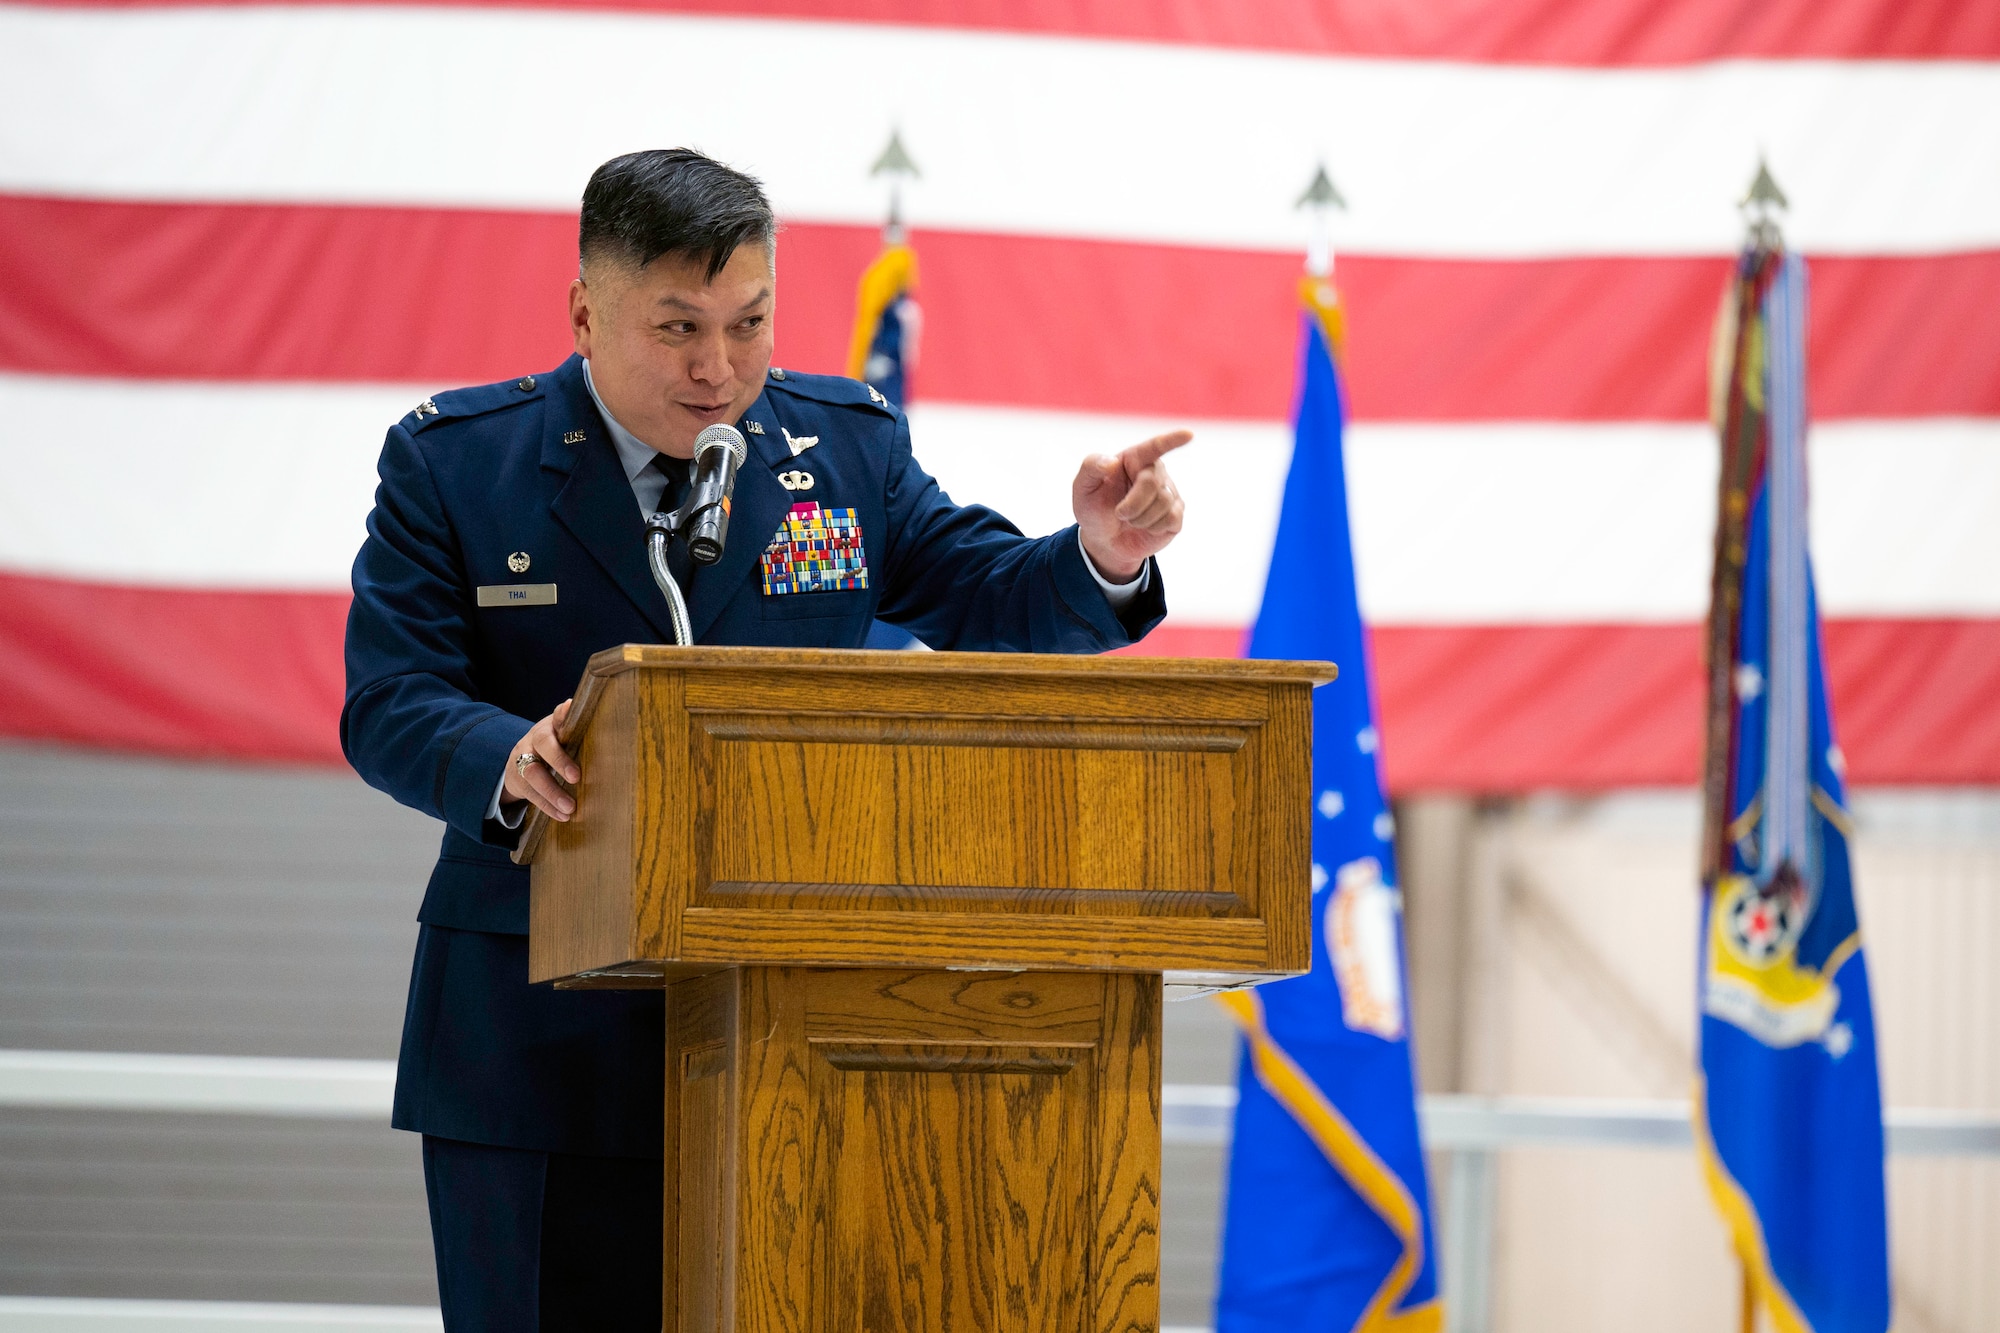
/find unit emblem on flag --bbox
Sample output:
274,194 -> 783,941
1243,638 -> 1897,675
1326,857 -> 1406,1040
761,502 -> 868,595
1704,873 -> 1842,1049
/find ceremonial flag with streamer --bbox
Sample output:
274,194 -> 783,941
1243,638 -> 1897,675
1697,243 -> 1891,1333
1216,276 -> 1440,1333
845,238 -> 920,409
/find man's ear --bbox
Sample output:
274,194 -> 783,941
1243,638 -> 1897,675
568,278 -> 594,358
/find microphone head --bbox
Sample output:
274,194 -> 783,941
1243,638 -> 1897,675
693,422 -> 748,466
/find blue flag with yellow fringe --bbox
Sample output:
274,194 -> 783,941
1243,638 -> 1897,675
1696,246 -> 1890,1333
1215,276 -> 1440,1333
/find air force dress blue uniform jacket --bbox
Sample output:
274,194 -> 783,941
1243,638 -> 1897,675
343,353 -> 1167,1157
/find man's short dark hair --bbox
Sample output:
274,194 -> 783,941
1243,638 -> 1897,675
579,148 -> 777,282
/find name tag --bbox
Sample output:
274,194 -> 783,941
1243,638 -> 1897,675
476,583 -> 557,607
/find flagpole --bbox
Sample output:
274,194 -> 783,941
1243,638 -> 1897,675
870,128 -> 919,245
1718,157 -> 1788,1333
1295,163 -> 1345,280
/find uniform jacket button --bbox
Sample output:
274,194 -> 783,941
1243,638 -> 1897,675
516,376 -> 537,391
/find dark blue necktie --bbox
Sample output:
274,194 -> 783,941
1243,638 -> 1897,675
650,453 -> 694,588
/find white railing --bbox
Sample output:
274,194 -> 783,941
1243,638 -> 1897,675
2,1050 -> 1995,1333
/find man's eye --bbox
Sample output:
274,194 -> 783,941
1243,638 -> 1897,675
659,322 -> 695,336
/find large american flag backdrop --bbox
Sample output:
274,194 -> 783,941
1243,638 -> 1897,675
2,0 -> 1996,789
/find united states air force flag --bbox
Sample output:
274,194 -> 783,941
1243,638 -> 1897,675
1215,276 -> 1440,1333
1697,247 -> 1890,1333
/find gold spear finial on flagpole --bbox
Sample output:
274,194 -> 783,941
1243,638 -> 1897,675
1296,163 -> 1346,278
871,129 -> 921,243
1740,156 -> 1788,251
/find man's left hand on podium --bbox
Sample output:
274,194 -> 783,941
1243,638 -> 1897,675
504,697 -> 580,823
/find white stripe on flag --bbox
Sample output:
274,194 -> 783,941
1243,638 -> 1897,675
2,373 -> 1993,623
2,6 -> 1997,257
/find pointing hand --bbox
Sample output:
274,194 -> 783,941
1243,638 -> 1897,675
1071,430 -> 1192,582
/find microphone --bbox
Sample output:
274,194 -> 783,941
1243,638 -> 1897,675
681,422 -> 747,565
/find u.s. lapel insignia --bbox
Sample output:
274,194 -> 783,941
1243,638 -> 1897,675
562,429 -> 586,445
507,551 -> 531,573
777,470 -> 815,492
415,398 -> 439,418
865,384 -> 887,407
744,420 -> 766,435
782,427 -> 818,457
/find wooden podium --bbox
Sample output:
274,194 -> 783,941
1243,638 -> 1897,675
515,646 -> 1327,1332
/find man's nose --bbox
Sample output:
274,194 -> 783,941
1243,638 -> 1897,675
687,332 -> 733,385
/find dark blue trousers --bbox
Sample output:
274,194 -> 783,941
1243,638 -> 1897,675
421,1135 -> 662,1331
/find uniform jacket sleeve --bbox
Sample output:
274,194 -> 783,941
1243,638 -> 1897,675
873,413 -> 1166,651
341,423 -> 532,845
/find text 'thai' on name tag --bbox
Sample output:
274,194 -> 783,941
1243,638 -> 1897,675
476,583 -> 558,607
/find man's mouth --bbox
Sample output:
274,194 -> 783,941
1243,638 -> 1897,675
680,401 -> 733,419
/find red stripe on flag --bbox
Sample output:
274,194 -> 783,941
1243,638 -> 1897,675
12,195 -> 1998,422
0,571 -> 347,765
3,569 -> 1995,787
35,0 -> 2000,64
1123,619 -> 2000,789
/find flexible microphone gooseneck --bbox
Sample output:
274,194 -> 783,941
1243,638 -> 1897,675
642,422 -> 749,646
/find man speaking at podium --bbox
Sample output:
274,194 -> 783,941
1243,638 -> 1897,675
342,148 -> 1188,1327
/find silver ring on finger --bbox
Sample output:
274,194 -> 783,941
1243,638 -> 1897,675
515,750 -> 541,775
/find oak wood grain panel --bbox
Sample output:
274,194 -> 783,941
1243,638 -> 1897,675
1090,973 -> 1162,1333
685,672 -> 1277,729
678,908 -> 1274,974
1258,685 -> 1316,972
678,1042 -> 734,1333
635,669 -> 691,961
735,968 -> 814,1333
696,714 -> 1251,752
697,882 -> 1243,917
666,969 -> 740,1333
802,970 -> 1104,1047
707,742 -> 1223,895
527,674 -> 636,983
700,723 -> 1242,897
814,1043 -> 1089,1333
660,967 -> 1164,1333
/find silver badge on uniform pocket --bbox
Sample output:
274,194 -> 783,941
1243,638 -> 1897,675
507,551 -> 531,573
777,470 -> 815,492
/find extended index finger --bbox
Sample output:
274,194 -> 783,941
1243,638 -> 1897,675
1122,429 -> 1193,473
